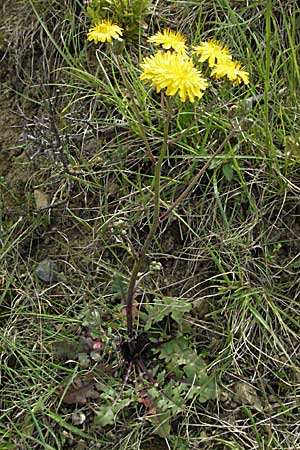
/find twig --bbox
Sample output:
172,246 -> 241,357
112,360 -> 133,406
48,99 -> 70,174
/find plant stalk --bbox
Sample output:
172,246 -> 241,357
126,94 -> 171,336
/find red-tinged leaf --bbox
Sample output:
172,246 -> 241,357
92,339 -> 105,351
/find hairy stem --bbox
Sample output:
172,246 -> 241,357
126,94 -> 171,336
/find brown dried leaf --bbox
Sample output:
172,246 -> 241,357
79,336 -> 94,353
121,302 -> 138,322
138,389 -> 156,415
62,378 -> 99,405
233,381 -> 263,411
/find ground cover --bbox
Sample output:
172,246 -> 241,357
1,1 -> 300,449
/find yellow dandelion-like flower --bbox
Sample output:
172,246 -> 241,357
147,29 -> 187,53
140,51 -> 208,103
193,39 -> 232,67
211,58 -> 249,85
87,19 -> 123,44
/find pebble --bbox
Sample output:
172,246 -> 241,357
35,259 -> 58,283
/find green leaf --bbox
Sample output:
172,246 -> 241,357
95,389 -> 135,427
171,303 -> 191,324
183,355 -> 206,380
197,376 -> 217,403
0,442 -> 16,450
144,297 -> 191,330
163,339 -> 184,356
158,339 -> 218,403
157,337 -> 192,376
111,272 -> 127,301
149,411 -> 171,438
95,406 -> 115,426
222,163 -> 234,181
177,106 -> 194,130
78,352 -> 90,368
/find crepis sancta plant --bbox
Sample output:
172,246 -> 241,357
81,22 -> 250,435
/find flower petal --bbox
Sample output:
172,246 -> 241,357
140,51 -> 208,102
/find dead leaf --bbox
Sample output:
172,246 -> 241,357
121,302 -> 138,322
79,336 -> 94,353
62,378 -> 99,405
138,389 -> 156,415
233,381 -> 263,411
53,339 -> 78,361
34,189 -> 50,209
108,181 -> 120,197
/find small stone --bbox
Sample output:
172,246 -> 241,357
34,189 -> 50,209
35,259 -> 58,283
71,412 -> 86,426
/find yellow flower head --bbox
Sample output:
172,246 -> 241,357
211,58 -> 249,85
147,29 -> 187,53
140,51 -> 208,103
87,20 -> 123,44
193,39 -> 232,67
